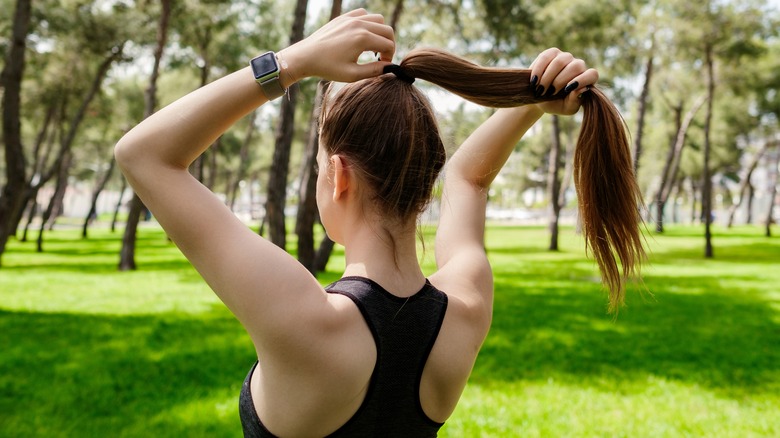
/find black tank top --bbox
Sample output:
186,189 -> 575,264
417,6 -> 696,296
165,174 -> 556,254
239,276 -> 449,437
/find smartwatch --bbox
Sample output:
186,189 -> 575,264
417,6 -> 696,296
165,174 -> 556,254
250,51 -> 286,100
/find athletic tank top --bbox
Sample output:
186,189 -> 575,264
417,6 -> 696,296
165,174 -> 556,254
239,276 -> 449,437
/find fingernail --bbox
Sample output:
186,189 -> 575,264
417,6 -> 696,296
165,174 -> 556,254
535,85 -> 544,97
530,75 -> 538,87
544,85 -> 556,97
564,81 -> 579,94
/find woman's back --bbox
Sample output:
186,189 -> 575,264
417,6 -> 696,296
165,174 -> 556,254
240,276 -> 489,437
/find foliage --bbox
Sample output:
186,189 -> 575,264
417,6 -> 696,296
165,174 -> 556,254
1,224 -> 778,435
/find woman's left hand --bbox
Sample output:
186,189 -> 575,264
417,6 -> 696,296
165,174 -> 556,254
529,48 -> 599,116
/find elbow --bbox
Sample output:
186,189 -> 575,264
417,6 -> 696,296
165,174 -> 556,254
114,135 -> 136,176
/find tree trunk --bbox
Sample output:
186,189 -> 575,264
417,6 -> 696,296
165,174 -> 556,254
37,151 -> 72,252
264,0 -> 309,249
294,0 -> 342,275
0,0 -> 32,268
557,121 -> 575,209
314,233 -> 335,272
765,145 -> 779,237
229,111 -> 257,211
547,115 -> 562,251
12,101 -> 58,237
119,0 -> 172,270
632,44 -> 654,175
296,80 -> 328,274
726,142 -> 768,227
111,177 -> 127,233
83,158 -> 117,238
702,44 -> 715,258
20,196 -> 37,242
654,96 -> 706,232
205,136 -> 221,190
390,0 -> 404,30
745,182 -> 755,224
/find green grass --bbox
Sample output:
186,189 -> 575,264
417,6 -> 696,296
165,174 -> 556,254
1,223 -> 778,437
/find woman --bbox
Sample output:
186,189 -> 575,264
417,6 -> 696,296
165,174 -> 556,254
115,9 -> 643,437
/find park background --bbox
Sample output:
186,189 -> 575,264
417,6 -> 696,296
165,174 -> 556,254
1,0 -> 779,436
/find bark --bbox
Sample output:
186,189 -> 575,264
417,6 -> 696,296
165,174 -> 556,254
0,0 -> 32,267
293,0 -> 343,275
765,146 -> 779,237
20,197 -> 37,242
119,0 -> 172,270
745,182 -> 755,224
296,80 -> 328,274
557,121 -> 575,209
314,233 -> 335,272
547,115 -> 562,251
654,95 -> 706,232
690,178 -> 699,225
726,142 -> 768,227
702,44 -> 715,258
111,177 -> 127,233
15,44 -> 123,239
82,158 -> 117,238
205,136 -> 220,190
264,0 -> 309,249
13,102 -> 58,237
37,151 -> 72,252
632,43 -> 654,175
229,111 -> 258,210
390,0 -> 404,30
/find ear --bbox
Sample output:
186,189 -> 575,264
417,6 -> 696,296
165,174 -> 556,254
330,154 -> 350,201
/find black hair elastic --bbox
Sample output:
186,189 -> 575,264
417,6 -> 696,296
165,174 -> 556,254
383,64 -> 415,84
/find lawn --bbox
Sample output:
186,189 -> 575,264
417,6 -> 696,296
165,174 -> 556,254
1,223 -> 778,437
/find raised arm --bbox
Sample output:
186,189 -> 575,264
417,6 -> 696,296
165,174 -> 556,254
432,49 -> 598,315
114,9 -> 395,345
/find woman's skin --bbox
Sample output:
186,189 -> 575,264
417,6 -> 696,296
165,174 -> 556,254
115,9 -> 598,437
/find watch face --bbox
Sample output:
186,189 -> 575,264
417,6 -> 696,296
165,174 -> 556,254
251,53 -> 278,80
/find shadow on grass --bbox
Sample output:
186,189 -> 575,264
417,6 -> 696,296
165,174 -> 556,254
0,309 -> 254,437
473,260 -> 780,401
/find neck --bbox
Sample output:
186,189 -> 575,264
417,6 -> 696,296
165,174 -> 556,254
341,216 -> 426,298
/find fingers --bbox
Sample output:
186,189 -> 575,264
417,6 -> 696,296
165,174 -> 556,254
530,48 -> 596,97
338,10 -> 395,62
360,20 -> 395,61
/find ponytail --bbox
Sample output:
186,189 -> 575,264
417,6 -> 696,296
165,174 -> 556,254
398,48 -> 645,311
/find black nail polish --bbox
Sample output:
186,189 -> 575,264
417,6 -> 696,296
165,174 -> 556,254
544,85 -> 556,97
530,75 -> 538,87
535,85 -> 544,97
564,81 -> 579,94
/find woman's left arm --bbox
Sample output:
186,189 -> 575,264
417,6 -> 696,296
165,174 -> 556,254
114,9 -> 394,342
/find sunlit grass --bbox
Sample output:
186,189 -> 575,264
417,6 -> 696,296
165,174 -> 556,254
1,223 -> 778,436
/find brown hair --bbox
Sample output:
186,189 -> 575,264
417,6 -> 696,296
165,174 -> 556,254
320,48 -> 645,311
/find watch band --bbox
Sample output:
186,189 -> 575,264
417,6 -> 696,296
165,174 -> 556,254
259,75 -> 285,100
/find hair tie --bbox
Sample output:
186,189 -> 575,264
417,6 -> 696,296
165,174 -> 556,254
383,64 -> 415,84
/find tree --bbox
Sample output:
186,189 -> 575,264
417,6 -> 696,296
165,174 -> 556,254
653,95 -> 706,232
295,0 -> 343,274
82,158 -> 116,238
0,0 -> 32,267
670,0 -> 771,256
119,0 -> 172,271
765,145 -> 779,237
726,142 -> 768,227
264,0 -> 309,249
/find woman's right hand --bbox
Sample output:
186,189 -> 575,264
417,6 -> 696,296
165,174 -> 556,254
279,9 -> 395,85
